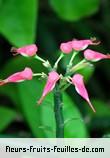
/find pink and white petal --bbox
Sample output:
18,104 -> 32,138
37,71 -> 60,105
84,49 -> 108,61
72,74 -> 96,112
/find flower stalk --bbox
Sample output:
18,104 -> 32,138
54,83 -> 64,138
34,55 -> 46,63
68,51 -> 78,67
66,51 -> 78,73
54,53 -> 64,69
68,59 -> 87,74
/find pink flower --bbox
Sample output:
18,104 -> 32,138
38,71 -> 60,104
71,39 -> 99,51
84,49 -> 110,61
71,74 -> 96,112
0,67 -> 33,86
11,44 -> 38,57
60,41 -> 72,54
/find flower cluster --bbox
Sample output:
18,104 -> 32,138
59,39 -> 110,112
0,39 -> 110,112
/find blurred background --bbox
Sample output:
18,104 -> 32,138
0,0 -> 110,138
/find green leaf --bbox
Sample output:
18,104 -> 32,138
103,134 -> 110,138
0,134 -> 15,138
77,65 -> 94,82
18,78 -> 87,138
18,79 -> 55,137
1,56 -> 47,78
0,0 -> 38,46
49,0 -> 100,21
63,94 -> 88,137
86,99 -> 110,118
0,106 -> 16,132
85,100 -> 110,131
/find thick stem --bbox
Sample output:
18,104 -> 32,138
54,83 -> 64,138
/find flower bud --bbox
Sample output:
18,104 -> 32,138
60,42 -> 72,54
84,49 -> 110,61
71,74 -> 96,112
11,44 -> 38,57
37,71 -> 60,104
0,67 -> 33,86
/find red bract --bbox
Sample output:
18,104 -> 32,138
37,71 -> 60,104
11,44 -> 38,57
60,42 -> 72,54
71,74 -> 96,112
71,39 -> 99,51
0,67 -> 33,86
84,49 -> 110,61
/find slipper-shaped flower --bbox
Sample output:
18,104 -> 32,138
60,41 -> 72,54
0,67 -> 33,86
84,49 -> 110,61
11,44 -> 38,57
71,39 -> 99,51
71,74 -> 96,112
37,71 -> 60,104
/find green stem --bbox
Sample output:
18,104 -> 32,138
61,83 -> 71,92
69,59 -> 86,75
34,55 -> 46,62
54,53 -> 64,69
69,51 -> 77,66
33,73 -> 43,76
60,59 -> 87,90
66,51 -> 78,73
54,83 -> 64,138
34,55 -> 52,71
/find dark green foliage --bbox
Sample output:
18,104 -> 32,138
0,0 -> 110,138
